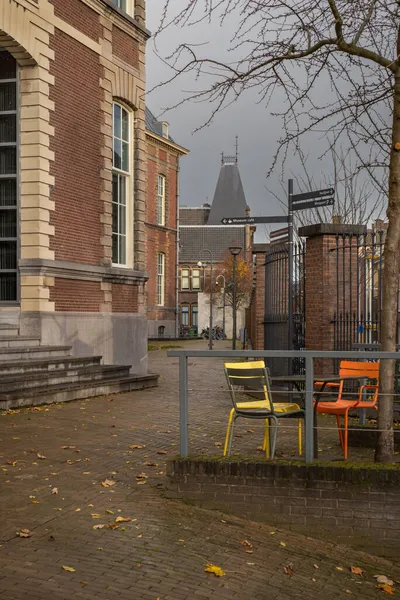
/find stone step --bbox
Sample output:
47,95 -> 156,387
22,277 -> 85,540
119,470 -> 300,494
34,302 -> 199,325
0,345 -> 72,362
0,336 -> 41,349
0,324 -> 19,336
0,364 -> 131,392
0,355 -> 102,375
0,373 -> 159,410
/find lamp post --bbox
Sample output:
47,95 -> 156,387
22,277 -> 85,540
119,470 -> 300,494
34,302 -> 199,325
198,249 -> 213,350
229,246 -> 242,350
216,274 -> 226,336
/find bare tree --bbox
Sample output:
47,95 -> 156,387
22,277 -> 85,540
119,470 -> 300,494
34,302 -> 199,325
156,0 -> 400,462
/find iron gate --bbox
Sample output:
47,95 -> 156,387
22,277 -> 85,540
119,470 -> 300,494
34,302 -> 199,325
264,241 -> 305,375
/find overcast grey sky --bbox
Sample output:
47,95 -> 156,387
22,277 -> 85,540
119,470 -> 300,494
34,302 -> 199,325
144,1 -> 357,236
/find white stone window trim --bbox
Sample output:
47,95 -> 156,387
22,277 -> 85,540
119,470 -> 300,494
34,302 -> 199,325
112,0 -> 135,18
157,174 -> 166,226
180,267 -> 190,291
157,252 -> 165,306
112,101 -> 133,269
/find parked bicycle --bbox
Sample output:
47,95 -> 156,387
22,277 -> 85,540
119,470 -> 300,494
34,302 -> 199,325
200,326 -> 227,340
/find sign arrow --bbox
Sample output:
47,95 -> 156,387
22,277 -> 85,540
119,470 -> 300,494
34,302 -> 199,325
221,216 -> 289,225
292,197 -> 334,211
292,188 -> 334,203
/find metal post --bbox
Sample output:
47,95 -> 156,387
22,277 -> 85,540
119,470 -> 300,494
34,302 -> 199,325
305,354 -> 314,463
209,259 -> 213,350
232,254 -> 237,350
179,354 -> 189,457
288,179 -> 294,374
222,286 -> 226,335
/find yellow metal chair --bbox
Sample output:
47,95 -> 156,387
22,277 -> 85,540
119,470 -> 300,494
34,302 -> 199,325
224,361 -> 304,458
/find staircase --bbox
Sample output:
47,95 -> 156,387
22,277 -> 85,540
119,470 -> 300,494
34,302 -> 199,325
0,330 -> 158,410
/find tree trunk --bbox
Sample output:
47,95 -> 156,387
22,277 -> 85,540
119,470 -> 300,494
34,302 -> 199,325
375,64 -> 400,463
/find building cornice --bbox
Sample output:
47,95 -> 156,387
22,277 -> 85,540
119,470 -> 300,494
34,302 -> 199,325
146,130 -> 189,156
98,0 -> 151,39
19,259 -> 149,284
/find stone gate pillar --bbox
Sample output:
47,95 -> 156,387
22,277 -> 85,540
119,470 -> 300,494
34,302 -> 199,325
299,223 -> 365,375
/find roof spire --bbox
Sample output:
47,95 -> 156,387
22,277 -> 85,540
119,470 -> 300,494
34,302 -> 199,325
235,135 -> 239,165
221,137 -> 239,166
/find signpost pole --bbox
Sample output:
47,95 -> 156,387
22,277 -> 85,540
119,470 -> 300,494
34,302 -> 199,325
288,179 -> 294,374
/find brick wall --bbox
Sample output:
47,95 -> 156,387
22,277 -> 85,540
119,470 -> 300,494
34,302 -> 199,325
50,0 -> 101,41
112,284 -> 139,313
50,30 -> 102,266
252,252 -> 266,350
112,25 -> 139,69
166,459 -> 400,559
50,279 -> 102,312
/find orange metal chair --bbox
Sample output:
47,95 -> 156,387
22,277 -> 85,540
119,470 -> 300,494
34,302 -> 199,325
316,361 -> 379,459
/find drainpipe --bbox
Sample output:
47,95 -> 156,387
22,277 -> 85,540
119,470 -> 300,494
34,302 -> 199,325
175,162 -> 181,339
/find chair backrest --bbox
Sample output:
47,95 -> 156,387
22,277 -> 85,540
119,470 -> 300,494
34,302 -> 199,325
224,360 -> 273,412
339,360 -> 379,380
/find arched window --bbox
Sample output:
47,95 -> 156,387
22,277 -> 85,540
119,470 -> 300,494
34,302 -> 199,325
157,174 -> 165,226
0,50 -> 17,302
112,102 -> 132,267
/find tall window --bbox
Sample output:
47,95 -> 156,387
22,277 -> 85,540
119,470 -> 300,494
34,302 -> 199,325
192,305 -> 198,327
181,305 -> 189,326
191,269 -> 201,290
181,268 -> 190,290
157,174 -> 165,226
0,51 -> 17,302
111,0 -> 133,15
112,102 -> 130,266
157,253 -> 165,306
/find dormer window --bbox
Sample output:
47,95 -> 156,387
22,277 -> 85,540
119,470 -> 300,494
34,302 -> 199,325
161,122 -> 169,139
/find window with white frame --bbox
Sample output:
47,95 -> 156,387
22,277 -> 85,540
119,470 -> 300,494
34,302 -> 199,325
191,269 -> 201,290
192,305 -> 198,327
157,253 -> 165,306
112,102 -> 131,266
111,0 -> 134,16
181,268 -> 190,291
157,174 -> 165,226
181,305 -> 189,326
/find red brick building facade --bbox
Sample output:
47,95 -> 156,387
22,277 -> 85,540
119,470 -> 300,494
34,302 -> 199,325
0,0 -> 165,373
145,110 -> 188,338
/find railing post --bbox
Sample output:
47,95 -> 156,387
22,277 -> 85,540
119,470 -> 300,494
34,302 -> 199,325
179,354 -> 189,457
305,354 -> 314,463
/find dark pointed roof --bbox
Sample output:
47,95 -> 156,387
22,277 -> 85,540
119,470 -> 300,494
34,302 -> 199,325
145,107 -> 174,142
207,162 -> 248,225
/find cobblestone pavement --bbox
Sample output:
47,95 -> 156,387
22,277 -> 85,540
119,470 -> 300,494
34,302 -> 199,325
0,340 -> 398,600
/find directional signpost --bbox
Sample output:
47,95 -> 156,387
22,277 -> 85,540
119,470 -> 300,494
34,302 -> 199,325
221,179 -> 335,362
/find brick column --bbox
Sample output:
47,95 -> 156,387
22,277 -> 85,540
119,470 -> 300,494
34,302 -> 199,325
299,224 -> 365,375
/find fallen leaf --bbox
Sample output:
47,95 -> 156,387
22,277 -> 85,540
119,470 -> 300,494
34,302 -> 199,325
157,450 -> 167,455
145,461 -> 159,467
51,488 -> 58,495
54,508 -> 63,511
82,472 -> 91,475
215,442 -> 223,447
62,566 -> 76,573
375,576 -> 395,586
257,446 -> 264,452
105,510 -> 114,515
129,445 -> 145,450
7,460 -> 17,466
101,479 -> 115,488
205,563 -> 225,577
312,578 -> 317,582
350,566 -> 364,577
80,581 -> 88,586
336,567 -> 344,571
345,591 -> 352,595
93,524 -> 106,530
137,481 -> 147,485
240,540 -> 253,548
37,453 -> 46,460
269,531 -> 276,535
16,529 -> 31,538
247,429 -> 255,433
178,539 -> 185,543
136,473 -> 148,480
61,446 -> 76,449
280,542 -> 286,547
97,547 -> 103,551
75,508 -> 81,512
284,564 -> 294,576
377,584 -> 395,595
107,523 -> 119,530
313,564 -> 319,569
115,517 -> 132,523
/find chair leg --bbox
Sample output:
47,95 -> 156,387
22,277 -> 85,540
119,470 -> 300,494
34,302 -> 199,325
263,420 -> 270,459
269,417 -> 278,460
336,414 -> 344,449
227,415 -> 237,456
344,411 -> 349,460
298,419 -> 303,456
224,409 -> 235,457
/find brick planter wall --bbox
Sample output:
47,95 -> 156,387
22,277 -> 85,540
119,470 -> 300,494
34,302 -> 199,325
166,458 -> 400,558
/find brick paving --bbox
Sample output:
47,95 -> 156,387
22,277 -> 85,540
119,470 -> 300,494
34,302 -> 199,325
0,340 -> 398,599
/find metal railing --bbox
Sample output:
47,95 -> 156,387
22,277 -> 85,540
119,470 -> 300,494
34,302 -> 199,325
167,348 -> 400,464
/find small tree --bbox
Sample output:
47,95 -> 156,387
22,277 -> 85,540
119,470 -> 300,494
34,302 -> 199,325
206,254 -> 253,312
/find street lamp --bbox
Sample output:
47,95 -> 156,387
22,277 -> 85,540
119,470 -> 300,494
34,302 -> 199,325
229,246 -> 242,350
198,249 -> 213,350
216,274 -> 226,336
